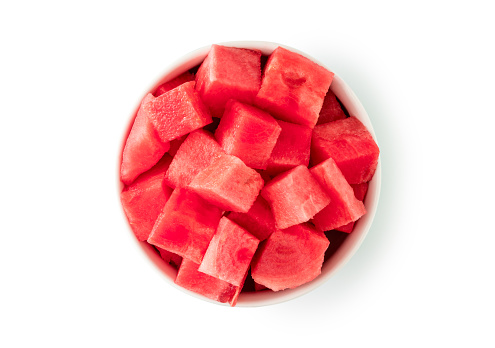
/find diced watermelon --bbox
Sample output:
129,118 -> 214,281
316,89 -> 347,125
215,100 -> 281,169
164,129 -> 224,188
251,223 -> 330,291
335,182 -> 369,233
175,259 -> 237,304
199,217 -> 260,287
265,120 -> 312,176
167,134 -> 188,157
154,71 -> 195,97
147,188 -> 223,264
310,158 -> 366,231
156,246 -> 183,269
195,44 -> 261,117
227,195 -> 276,241
121,93 -> 170,185
255,47 -> 334,128
145,81 -> 212,143
188,154 -> 264,213
120,155 -> 173,241
311,116 -> 380,184
261,165 -> 331,229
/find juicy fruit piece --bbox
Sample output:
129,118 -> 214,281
164,129 -> 224,188
175,259 -> 238,304
251,223 -> 330,291
188,154 -> 264,213
145,81 -> 212,143
167,134 -> 188,157
199,217 -> 260,287
310,158 -> 366,231
121,93 -> 171,185
215,100 -> 281,170
195,44 -> 262,117
120,155 -> 173,241
255,47 -> 334,128
227,195 -> 276,241
261,165 -> 331,229
316,89 -> 347,125
147,188 -> 223,264
311,116 -> 380,184
154,71 -> 195,97
335,182 -> 369,232
265,120 -> 312,176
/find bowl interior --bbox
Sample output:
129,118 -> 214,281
118,41 -> 381,307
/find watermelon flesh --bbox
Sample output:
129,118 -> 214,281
335,182 -> 369,233
147,188 -> 223,264
255,47 -> 334,128
251,223 -> 330,291
157,246 -> 183,269
227,195 -> 276,241
311,158 -> 366,231
167,134 -> 188,157
120,154 -> 173,241
311,116 -> 380,184
215,100 -> 281,170
265,119 -> 312,176
164,129 -> 224,188
145,81 -> 212,143
195,44 -> 262,117
199,217 -> 260,287
154,71 -> 195,97
261,165 -> 331,229
316,89 -> 347,125
120,93 -> 171,185
188,154 -> 264,213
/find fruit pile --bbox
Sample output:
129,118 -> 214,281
120,44 -> 380,306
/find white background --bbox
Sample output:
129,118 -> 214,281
1,1 -> 494,347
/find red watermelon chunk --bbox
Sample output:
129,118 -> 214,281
261,165 -> 331,229
215,100 -> 281,170
265,120 -> 312,176
255,47 -> 334,128
311,116 -> 380,184
147,188 -> 223,264
121,93 -> 171,185
120,155 -> 173,241
195,44 -> 262,117
145,81 -> 212,143
199,217 -> 260,287
175,259 -> 238,304
227,195 -> 276,241
188,154 -> 264,213
167,134 -> 188,157
335,182 -> 369,233
310,158 -> 366,231
164,129 -> 224,188
316,89 -> 347,125
251,223 -> 330,291
154,71 -> 195,97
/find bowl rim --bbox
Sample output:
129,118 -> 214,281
117,40 -> 381,307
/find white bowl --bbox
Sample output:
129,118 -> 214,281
118,41 -> 381,307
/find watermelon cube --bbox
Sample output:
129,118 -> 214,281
154,71 -> 195,97
227,195 -> 276,241
310,158 -> 366,231
195,44 -> 262,117
251,223 -> 330,291
261,165 -> 331,229
188,154 -> 264,213
167,134 -> 188,157
120,93 -> 170,185
255,47 -> 334,128
215,100 -> 281,170
145,81 -> 212,143
265,120 -> 312,176
120,154 -> 173,241
335,182 -> 369,233
316,89 -> 347,125
164,129 -> 225,188
199,217 -> 260,287
311,116 -> 380,184
175,259 -> 238,304
147,188 -> 223,264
